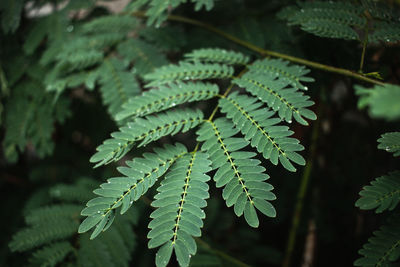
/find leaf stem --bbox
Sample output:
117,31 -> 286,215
207,68 -> 247,122
195,237 -> 252,267
131,11 -> 385,86
359,14 -> 370,73
0,61 -> 9,96
282,102 -> 322,267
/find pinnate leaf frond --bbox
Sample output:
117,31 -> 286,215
355,84 -> 400,121
278,1 -> 364,40
196,118 -> 276,227
79,143 -> 187,239
378,132 -> 400,157
354,215 -> 400,266
117,38 -> 168,77
149,152 -> 211,267
247,58 -> 314,91
90,109 -> 204,167
369,21 -> 400,44
184,48 -> 250,65
355,171 -> 400,213
81,14 -> 137,34
9,214 -> 79,252
97,58 -> 141,118
116,82 -> 219,121
144,62 -> 234,87
30,241 -> 73,267
233,67 -> 316,125
219,92 -> 305,172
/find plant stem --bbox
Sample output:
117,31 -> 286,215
359,19 -> 370,72
282,104 -> 321,267
0,61 -> 9,96
195,237 -> 252,267
132,11 -> 385,86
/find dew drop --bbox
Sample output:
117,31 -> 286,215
130,201 -> 133,205
385,147 -> 391,151
303,86 -> 308,91
288,120 -> 292,124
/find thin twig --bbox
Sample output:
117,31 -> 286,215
282,103 -> 322,267
359,13 -> 370,73
131,11 -> 385,86
195,237 -> 252,267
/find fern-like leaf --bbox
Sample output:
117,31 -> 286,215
369,21 -> 400,44
97,58 -> 141,118
233,64 -> 316,125
79,143 -> 187,238
354,215 -> 400,266
0,0 -> 23,33
117,38 -> 168,77
144,62 -> 234,87
192,0 -> 215,11
9,219 -> 78,252
219,92 -> 305,172
29,241 -> 73,267
184,48 -> 250,65
116,82 -> 219,121
196,118 -> 276,227
378,132 -> 400,157
50,179 -> 98,203
90,109 -> 203,167
355,171 -> 400,213
278,1 -> 364,40
247,58 -> 314,91
355,84 -> 400,121
148,152 -> 211,267
81,15 -> 137,34
3,80 -> 70,162
25,204 -> 82,226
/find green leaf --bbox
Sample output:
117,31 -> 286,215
116,82 -> 219,121
184,48 -> 249,65
78,214 -> 104,234
144,62 -> 234,87
155,241 -> 174,267
355,84 -> 400,121
196,118 -> 276,227
355,171 -> 400,213
354,215 -> 400,266
90,109 -> 203,167
148,152 -> 211,267
219,92 -> 305,172
80,143 -> 187,236
278,1 -> 363,40
378,132 -> 400,157
244,202 -> 259,228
